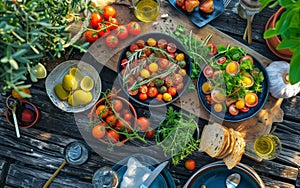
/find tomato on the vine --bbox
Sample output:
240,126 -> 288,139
106,130 -> 120,143
168,87 -> 177,96
123,112 -> 132,121
90,12 -> 103,28
145,129 -> 155,139
92,124 -> 106,139
185,159 -> 196,171
137,117 -> 150,131
106,115 -> 117,126
103,5 -> 116,19
98,23 -> 110,37
85,30 -> 98,42
106,17 -> 119,30
127,21 -> 141,35
117,25 -> 128,40
143,47 -> 152,56
96,105 -> 109,118
112,99 -> 123,112
105,35 -> 119,48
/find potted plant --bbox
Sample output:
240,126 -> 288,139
259,0 -> 300,85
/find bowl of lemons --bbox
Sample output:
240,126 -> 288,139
46,60 -> 101,113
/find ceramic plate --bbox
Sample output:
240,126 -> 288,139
197,55 -> 270,122
168,0 -> 224,27
184,161 -> 263,188
112,154 -> 176,188
45,60 -> 101,113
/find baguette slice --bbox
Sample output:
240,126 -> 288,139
200,123 -> 229,158
223,130 -> 246,170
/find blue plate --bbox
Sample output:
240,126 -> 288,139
112,154 -> 176,188
197,55 -> 270,122
184,162 -> 262,188
168,0 -> 224,27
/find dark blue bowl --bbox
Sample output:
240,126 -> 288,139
197,55 -> 270,122
118,32 -> 192,108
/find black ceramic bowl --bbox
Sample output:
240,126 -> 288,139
197,55 -> 270,122
117,32 -> 192,107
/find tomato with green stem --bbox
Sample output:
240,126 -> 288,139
85,30 -> 98,42
106,17 -> 119,30
127,21 -> 141,35
117,25 -> 128,40
103,5 -> 116,19
106,129 -> 120,143
105,35 -> 119,48
90,12 -> 103,28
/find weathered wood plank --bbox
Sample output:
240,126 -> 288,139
281,96 -> 300,122
0,157 -> 8,186
261,176 -> 295,188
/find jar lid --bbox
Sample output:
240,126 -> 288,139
64,141 -> 90,166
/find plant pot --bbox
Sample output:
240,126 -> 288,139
4,100 -> 40,129
265,7 -> 293,60
88,95 -> 137,146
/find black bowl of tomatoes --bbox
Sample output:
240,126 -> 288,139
197,49 -> 270,122
118,33 -> 192,107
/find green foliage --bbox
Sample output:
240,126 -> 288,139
0,0 -> 95,95
259,0 -> 300,84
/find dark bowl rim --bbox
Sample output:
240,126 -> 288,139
197,54 -> 270,122
117,32 -> 192,108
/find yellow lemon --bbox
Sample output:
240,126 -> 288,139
73,90 -> 93,105
31,63 -> 47,79
62,74 -> 78,91
54,84 -> 70,100
80,76 -> 94,91
69,67 -> 83,81
68,94 -> 78,106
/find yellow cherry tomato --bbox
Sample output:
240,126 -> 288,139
148,62 -> 159,73
141,69 -> 150,78
176,53 -> 185,61
147,38 -> 156,47
163,93 -> 172,102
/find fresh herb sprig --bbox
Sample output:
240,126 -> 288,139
156,107 -> 199,165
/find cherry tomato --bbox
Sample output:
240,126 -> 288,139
143,47 -> 152,56
137,117 -> 150,131
185,159 -> 196,171
139,93 -> 148,101
130,43 -> 139,52
96,105 -> 109,118
103,5 -> 116,19
105,35 -> 119,48
240,55 -> 254,64
158,59 -> 169,68
147,86 -> 158,98
156,94 -> 163,101
129,89 -> 139,96
199,0 -> 214,13
90,12 -> 103,28
116,119 -> 125,130
106,17 -> 119,30
168,87 -> 177,96
229,104 -> 239,116
240,106 -> 250,113
203,65 -> 214,78
216,56 -> 226,65
157,39 -> 168,49
92,124 -> 106,139
205,95 -> 214,105
106,115 -> 117,126
207,43 -> 217,55
127,21 -> 141,35
176,53 -> 185,61
136,39 -> 145,48
167,43 -> 177,53
112,99 -> 123,112
163,93 -> 172,102
147,38 -> 157,46
98,23 -> 110,37
176,0 -> 185,7
123,112 -> 132,121
121,59 -> 128,68
116,25 -> 128,40
173,74 -> 183,85
106,129 -> 120,143
178,69 -> 187,76
85,30 -> 98,42
176,82 -> 184,91
145,129 -> 155,139
169,53 -> 176,59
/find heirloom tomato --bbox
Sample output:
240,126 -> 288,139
199,0 -> 214,13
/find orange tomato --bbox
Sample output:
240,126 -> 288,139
168,87 -> 177,96
96,105 -> 109,118
185,159 -> 196,170
156,94 -> 163,101
139,93 -> 148,101
92,124 -> 106,139
106,115 -> 117,126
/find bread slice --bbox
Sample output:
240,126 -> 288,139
216,127 -> 232,159
200,123 -> 229,158
223,130 -> 246,170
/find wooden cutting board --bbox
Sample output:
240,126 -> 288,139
86,4 -> 284,161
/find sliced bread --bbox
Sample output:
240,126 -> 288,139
216,127 -> 232,159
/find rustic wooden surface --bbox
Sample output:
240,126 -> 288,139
0,0 -> 299,188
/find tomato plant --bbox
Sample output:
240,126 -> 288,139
103,5 -> 116,19
137,117 -> 150,131
127,21 -> 141,35
85,30 -> 98,42
106,130 -> 120,143
117,25 -> 128,40
105,35 -> 119,48
185,159 -> 196,171
90,12 -> 103,28
92,124 -> 106,139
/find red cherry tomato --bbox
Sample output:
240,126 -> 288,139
147,86 -> 158,98
168,87 -> 177,96
90,12 -> 103,28
136,117 -> 150,131
139,93 -> 148,101
229,104 -> 239,116
112,99 -> 123,112
106,115 -> 117,126
106,130 -> 120,143
158,59 -> 169,68
145,129 -> 155,139
106,17 -> 119,30
123,112 -> 132,121
103,5 -> 116,19
157,39 -> 168,49
136,39 -> 145,48
176,0 -> 185,7
207,43 -> 217,55
143,47 -> 152,56
117,25 -> 128,40
127,21 -> 141,35
130,43 -> 139,52
216,56 -> 226,65
185,159 -> 196,171
105,35 -> 119,48
92,124 -> 106,139
85,30 -> 98,42
203,65 -> 214,78
121,59 -> 128,68
98,23 -> 110,37
96,105 -> 109,118
139,85 -> 148,94
167,43 -> 177,53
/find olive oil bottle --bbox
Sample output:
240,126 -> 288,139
133,0 -> 160,22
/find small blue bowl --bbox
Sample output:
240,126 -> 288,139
197,55 -> 270,122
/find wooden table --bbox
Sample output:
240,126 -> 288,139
0,0 -> 299,187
